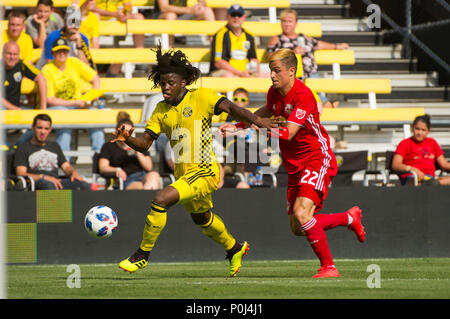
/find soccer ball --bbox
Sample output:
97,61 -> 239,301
84,205 -> 118,239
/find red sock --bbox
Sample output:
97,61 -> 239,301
315,212 -> 349,231
301,217 -> 334,268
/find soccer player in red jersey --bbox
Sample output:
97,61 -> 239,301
221,48 -> 366,278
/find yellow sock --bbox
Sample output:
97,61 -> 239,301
200,212 -> 236,251
139,201 -> 167,252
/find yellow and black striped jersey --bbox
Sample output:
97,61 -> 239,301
145,87 -> 225,178
210,24 -> 257,73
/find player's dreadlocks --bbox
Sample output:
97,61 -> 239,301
148,45 -> 201,89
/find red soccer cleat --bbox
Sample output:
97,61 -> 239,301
313,266 -> 340,278
347,206 -> 366,243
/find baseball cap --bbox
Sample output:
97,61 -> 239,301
51,38 -> 70,52
65,5 -> 81,28
228,4 -> 245,16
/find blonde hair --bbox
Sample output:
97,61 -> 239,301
280,9 -> 298,21
268,48 -> 297,70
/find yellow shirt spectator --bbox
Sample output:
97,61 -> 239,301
95,0 -> 131,19
42,56 -> 97,100
2,30 -> 34,64
80,11 -> 100,46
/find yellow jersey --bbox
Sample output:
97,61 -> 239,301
41,57 -> 97,100
1,30 -> 34,63
210,25 -> 257,73
95,0 -> 131,12
145,87 -> 225,178
80,11 -> 100,46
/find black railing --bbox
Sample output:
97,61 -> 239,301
359,0 -> 450,75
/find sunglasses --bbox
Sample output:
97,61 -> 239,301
230,13 -> 244,18
233,96 -> 248,103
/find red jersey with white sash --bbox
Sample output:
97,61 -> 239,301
266,79 -> 337,212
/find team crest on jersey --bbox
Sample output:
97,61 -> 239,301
182,106 -> 193,118
13,72 -> 22,82
243,40 -> 251,50
295,108 -> 306,120
284,104 -> 293,115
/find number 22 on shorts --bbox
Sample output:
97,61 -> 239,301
300,169 -> 319,186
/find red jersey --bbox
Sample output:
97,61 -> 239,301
395,137 -> 443,178
266,79 -> 336,175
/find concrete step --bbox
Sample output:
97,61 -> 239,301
319,31 -> 384,45
345,86 -> 449,102
318,58 -> 417,72
351,45 -> 403,59
251,3 -> 351,18
330,72 -> 439,87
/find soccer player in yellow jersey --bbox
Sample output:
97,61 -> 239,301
117,46 -> 275,277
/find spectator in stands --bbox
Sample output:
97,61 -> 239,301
41,38 -> 105,157
209,4 -> 260,78
14,113 -> 91,190
85,0 -> 144,75
80,0 -> 100,49
37,5 -> 95,70
2,41 -> 47,110
226,88 -> 250,122
266,9 -> 349,108
2,10 -> 34,64
153,0 -> 215,21
392,114 -> 450,186
25,0 -> 64,49
98,112 -> 161,190
152,1 -> 215,47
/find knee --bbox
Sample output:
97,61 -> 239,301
190,211 -> 211,225
290,226 -> 306,236
153,186 -> 178,207
36,180 -> 56,190
153,191 -> 168,207
292,200 -> 315,225
147,171 -> 160,181
293,209 -> 310,226
161,12 -> 177,20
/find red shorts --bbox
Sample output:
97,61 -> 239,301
286,156 -> 337,215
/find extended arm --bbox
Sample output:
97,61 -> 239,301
34,73 -> 47,109
392,153 -> 425,180
216,99 -> 275,129
436,154 -> 450,172
270,121 -> 302,142
112,124 -> 155,153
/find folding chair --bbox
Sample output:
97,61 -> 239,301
92,152 -> 124,190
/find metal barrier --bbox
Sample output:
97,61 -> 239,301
360,0 -> 450,75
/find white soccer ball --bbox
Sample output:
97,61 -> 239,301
84,205 -> 118,239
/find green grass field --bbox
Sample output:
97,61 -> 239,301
7,258 -> 450,299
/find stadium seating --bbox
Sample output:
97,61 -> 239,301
2,19 -> 321,37
1,107 -> 425,129
304,78 -> 392,109
1,108 -> 142,129
4,0 -> 449,182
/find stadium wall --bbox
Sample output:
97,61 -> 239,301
6,187 -> 450,264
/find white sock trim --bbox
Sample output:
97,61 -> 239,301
347,214 -> 353,226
